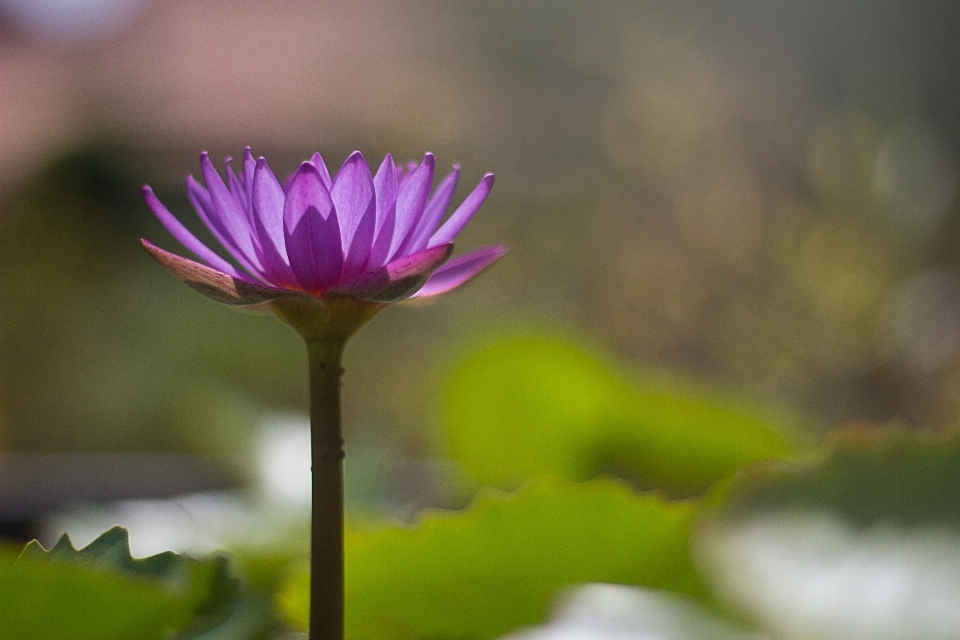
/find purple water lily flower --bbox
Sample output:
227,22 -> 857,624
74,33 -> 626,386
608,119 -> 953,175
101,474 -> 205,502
142,148 -> 505,638
141,149 -> 505,336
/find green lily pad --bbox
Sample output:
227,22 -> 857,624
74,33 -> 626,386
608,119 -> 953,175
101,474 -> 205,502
1,527 -> 235,640
707,428 -> 960,526
279,475 -> 706,640
442,335 -> 801,495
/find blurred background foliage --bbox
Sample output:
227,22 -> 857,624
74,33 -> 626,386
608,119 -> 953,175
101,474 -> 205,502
441,335 -> 800,496
3,0 -> 960,464
3,2 -> 960,638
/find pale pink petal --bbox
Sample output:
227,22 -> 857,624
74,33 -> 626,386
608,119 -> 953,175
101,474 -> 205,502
141,239 -> 290,305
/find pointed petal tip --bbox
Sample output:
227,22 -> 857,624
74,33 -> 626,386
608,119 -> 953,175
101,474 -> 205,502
337,151 -> 371,180
486,243 -> 508,258
141,185 -> 166,212
407,243 -> 506,301
184,173 -> 199,185
295,159 -> 322,175
427,172 -> 495,246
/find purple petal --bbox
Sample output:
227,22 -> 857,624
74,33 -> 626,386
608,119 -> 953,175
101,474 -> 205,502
225,159 -> 267,277
391,153 -> 436,259
252,158 -> 298,287
186,172 -> 263,279
429,173 -> 495,246
185,177 -> 231,250
199,152 -> 262,270
185,175 -> 260,277
284,163 -> 343,291
407,164 -> 460,252
366,154 -> 398,270
397,160 -> 418,186
309,152 -> 333,189
142,185 -> 249,280
241,147 -> 256,209
141,239 -> 291,305
331,152 -> 376,280
330,243 -> 453,303
226,158 -> 247,210
409,244 -> 506,299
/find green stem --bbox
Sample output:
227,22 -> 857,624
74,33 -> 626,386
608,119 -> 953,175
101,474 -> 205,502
307,338 -> 346,640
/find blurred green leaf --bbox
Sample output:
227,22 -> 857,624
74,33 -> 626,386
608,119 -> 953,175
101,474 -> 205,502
279,475 -> 706,640
0,526 -> 236,640
22,526 -> 178,576
442,336 -> 801,495
706,427 -> 960,527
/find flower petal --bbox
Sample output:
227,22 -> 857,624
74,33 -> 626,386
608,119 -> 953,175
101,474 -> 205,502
186,174 -> 265,279
408,244 -> 506,300
242,147 -> 256,206
225,157 -> 248,210
141,239 -> 291,305
331,151 -> 376,281
252,158 -> 298,287
330,243 -> 453,303
397,160 -> 418,185
407,164 -> 460,252
391,153 -> 435,259
366,154 -> 398,271
284,162 -> 343,291
237,148 -> 266,270
309,152 -> 333,189
199,152 -> 261,270
142,185 -> 249,280
429,173 -> 494,246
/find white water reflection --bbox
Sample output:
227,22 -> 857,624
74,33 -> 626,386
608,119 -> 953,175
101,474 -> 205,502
501,583 -> 764,640
700,512 -> 960,640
